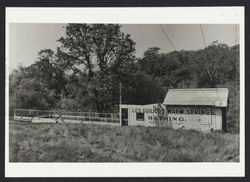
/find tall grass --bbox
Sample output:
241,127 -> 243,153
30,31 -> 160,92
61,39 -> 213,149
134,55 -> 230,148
9,122 -> 239,162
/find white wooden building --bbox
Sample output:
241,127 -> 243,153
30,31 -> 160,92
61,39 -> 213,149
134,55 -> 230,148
120,88 -> 229,132
163,88 -> 229,132
119,104 -> 167,127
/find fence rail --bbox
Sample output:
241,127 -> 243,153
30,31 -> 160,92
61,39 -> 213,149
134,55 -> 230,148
14,109 -> 120,125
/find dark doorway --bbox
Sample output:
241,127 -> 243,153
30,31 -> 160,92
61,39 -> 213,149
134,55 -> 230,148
222,107 -> 227,132
121,108 -> 128,126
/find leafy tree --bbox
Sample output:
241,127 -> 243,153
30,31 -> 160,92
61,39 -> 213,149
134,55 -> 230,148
138,47 -> 161,75
193,41 -> 238,87
36,49 -> 68,98
16,78 -> 54,109
55,24 -> 137,112
138,48 -> 192,91
57,24 -> 136,79
123,72 -> 163,105
9,65 -> 54,109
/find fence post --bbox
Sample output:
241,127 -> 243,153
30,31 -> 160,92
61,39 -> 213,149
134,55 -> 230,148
37,110 -> 39,120
14,109 -> 16,120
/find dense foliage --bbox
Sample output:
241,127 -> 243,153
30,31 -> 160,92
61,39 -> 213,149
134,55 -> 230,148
9,24 -> 240,132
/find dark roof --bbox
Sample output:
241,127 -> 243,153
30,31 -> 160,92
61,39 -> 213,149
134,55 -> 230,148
163,88 -> 229,107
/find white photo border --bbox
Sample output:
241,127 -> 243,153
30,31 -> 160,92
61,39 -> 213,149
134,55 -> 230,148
5,7 -> 245,177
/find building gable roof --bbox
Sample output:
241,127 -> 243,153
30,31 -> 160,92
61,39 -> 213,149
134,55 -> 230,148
163,88 -> 229,107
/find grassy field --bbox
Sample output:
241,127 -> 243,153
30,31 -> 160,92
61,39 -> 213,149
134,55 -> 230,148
9,122 -> 239,162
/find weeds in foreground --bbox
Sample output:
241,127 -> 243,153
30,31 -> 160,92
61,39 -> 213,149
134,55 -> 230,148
9,122 -> 239,162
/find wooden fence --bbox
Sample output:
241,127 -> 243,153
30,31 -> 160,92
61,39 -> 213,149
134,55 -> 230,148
14,109 -> 120,126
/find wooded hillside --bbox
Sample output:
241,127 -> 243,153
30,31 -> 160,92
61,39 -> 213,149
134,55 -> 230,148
9,24 -> 240,132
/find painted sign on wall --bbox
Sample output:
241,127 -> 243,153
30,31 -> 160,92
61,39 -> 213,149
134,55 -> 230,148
120,104 -> 223,131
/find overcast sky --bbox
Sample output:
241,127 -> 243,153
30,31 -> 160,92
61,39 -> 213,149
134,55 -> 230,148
9,23 -> 239,71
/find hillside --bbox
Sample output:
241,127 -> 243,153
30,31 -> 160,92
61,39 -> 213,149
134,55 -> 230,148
9,24 -> 240,132
9,122 -> 239,162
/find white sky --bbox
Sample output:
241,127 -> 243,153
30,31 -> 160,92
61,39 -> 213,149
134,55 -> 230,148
9,23 -> 239,71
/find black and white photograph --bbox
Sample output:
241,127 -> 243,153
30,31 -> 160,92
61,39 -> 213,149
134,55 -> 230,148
5,7 -> 245,177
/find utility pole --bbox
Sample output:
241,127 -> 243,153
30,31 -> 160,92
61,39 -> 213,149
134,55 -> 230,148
119,82 -> 122,105
119,82 -> 122,126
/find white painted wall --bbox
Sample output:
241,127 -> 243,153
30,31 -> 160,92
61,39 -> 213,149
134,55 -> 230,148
166,106 -> 222,131
120,104 -> 223,132
120,104 -> 165,127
